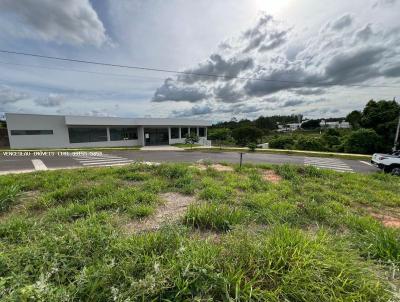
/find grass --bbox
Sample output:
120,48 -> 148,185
0,162 -> 399,300
186,146 -> 372,160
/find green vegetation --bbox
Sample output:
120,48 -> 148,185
184,132 -> 199,149
0,163 -> 399,300
209,99 -> 400,154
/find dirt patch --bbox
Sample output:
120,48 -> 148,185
124,192 -> 196,233
0,190 -> 40,221
190,230 -> 222,243
192,164 -> 234,172
261,170 -> 282,184
370,213 -> 400,228
359,204 -> 400,229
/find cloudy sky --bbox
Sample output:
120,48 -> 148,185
0,0 -> 399,122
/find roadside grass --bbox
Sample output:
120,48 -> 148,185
0,162 -> 399,300
185,146 -> 372,160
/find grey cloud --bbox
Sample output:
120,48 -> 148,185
324,47 -> 385,83
356,24 -> 373,41
0,85 -> 29,104
152,78 -> 208,102
292,88 -> 325,96
35,94 -> 64,107
0,0 -> 109,46
214,83 -> 243,103
330,14 -> 354,31
382,65 -> 400,77
242,14 -> 289,53
172,104 -> 213,117
280,100 -> 306,107
178,54 -> 253,84
372,0 -> 399,8
244,65 -> 320,96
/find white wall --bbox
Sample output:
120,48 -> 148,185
6,114 -> 140,149
6,113 -> 209,149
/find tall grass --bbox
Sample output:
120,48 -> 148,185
0,162 -> 399,300
0,184 -> 20,212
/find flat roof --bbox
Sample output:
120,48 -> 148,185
5,113 -> 212,126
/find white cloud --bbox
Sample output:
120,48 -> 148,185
0,0 -> 109,46
35,93 -> 65,107
0,85 -> 29,104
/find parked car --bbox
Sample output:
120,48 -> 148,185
371,151 -> 400,175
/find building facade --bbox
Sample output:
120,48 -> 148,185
5,113 -> 211,149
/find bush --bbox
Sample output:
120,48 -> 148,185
247,143 -> 257,152
268,136 -> 295,149
295,136 -> 326,151
232,126 -> 263,146
343,128 -> 381,154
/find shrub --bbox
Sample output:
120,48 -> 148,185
268,136 -> 295,149
295,136 -> 326,151
247,142 -> 257,152
343,128 -> 381,154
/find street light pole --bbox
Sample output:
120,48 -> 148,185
393,97 -> 400,152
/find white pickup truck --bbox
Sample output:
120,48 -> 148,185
371,151 -> 400,175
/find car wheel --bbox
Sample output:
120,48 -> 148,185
391,167 -> 400,176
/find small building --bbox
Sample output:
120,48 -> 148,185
5,113 -> 211,149
277,123 -> 302,132
320,119 -> 351,129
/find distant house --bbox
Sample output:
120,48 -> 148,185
277,122 -> 302,132
320,120 -> 351,129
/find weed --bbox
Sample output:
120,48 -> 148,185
0,184 -> 20,212
185,203 -> 249,231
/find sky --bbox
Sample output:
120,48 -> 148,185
0,0 -> 399,122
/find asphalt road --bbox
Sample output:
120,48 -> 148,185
0,150 -> 377,174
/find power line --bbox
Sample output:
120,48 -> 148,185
0,49 -> 399,89
0,60 -> 166,81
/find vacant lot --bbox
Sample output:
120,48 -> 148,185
0,163 -> 399,301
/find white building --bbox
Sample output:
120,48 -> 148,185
320,120 -> 351,129
5,113 -> 211,149
277,123 -> 302,132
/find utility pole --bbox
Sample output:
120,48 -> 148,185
393,97 -> 400,152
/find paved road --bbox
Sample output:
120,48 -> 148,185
0,150 -> 377,174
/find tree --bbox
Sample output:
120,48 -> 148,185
359,100 -> 400,149
346,110 -> 362,128
295,136 -> 325,151
208,128 -> 231,149
268,136 -> 295,149
185,133 -> 199,149
231,126 -> 263,146
343,128 -> 381,154
301,119 -> 320,130
322,129 -> 341,149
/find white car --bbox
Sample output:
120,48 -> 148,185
371,151 -> 400,175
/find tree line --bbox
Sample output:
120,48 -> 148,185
208,100 -> 400,154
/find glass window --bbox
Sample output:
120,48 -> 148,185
170,127 -> 180,139
189,128 -> 197,135
109,128 -> 138,141
199,127 -> 205,137
68,128 -> 107,143
181,127 -> 189,138
11,130 -> 53,135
